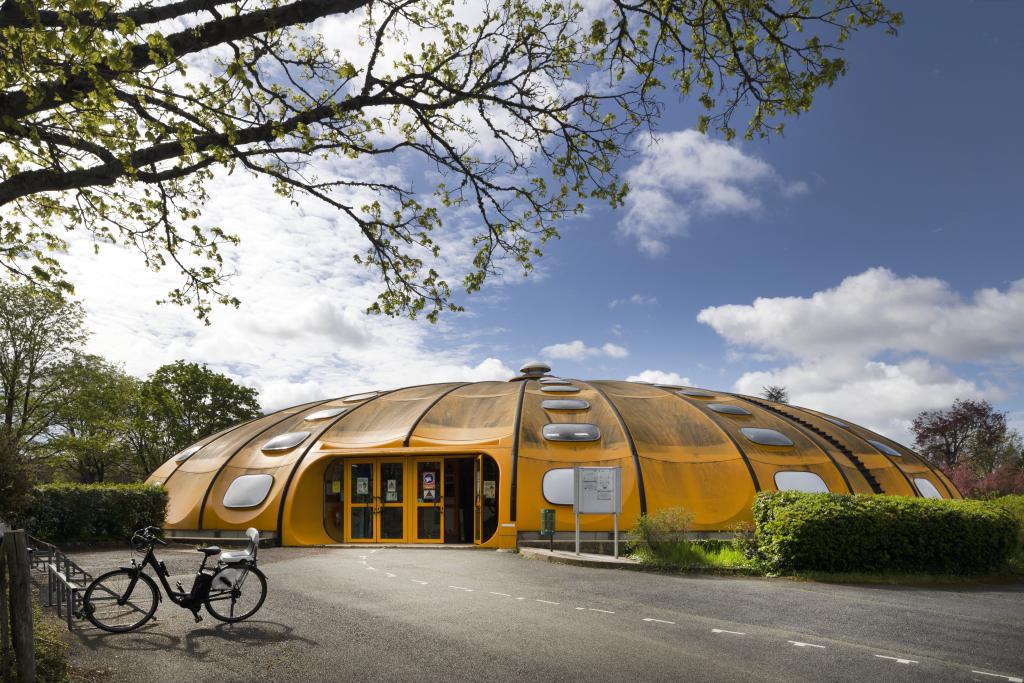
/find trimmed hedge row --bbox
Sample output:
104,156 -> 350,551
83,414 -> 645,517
22,483 -> 168,544
753,491 -> 1018,575
988,495 -> 1024,552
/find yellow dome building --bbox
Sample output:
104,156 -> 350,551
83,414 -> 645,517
146,363 -> 960,548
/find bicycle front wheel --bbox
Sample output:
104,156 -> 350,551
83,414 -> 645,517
204,565 -> 267,622
82,569 -> 159,633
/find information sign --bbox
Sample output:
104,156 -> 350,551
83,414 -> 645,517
573,466 -> 622,558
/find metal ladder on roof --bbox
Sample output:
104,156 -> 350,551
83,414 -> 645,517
737,396 -> 884,494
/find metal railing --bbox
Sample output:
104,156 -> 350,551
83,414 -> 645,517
28,535 -> 92,630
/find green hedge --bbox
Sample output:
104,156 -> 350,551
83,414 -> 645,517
22,483 -> 168,544
988,495 -> 1024,550
753,491 -> 1018,575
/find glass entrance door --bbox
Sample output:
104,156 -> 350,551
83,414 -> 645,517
344,459 -> 407,542
413,459 -> 444,543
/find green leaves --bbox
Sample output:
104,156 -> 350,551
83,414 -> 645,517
0,0 -> 901,323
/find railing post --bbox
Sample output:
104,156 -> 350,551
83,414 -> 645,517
4,530 -> 36,682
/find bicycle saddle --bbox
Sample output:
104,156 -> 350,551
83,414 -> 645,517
197,546 -> 221,556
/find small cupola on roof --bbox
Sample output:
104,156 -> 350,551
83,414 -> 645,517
514,361 -> 552,381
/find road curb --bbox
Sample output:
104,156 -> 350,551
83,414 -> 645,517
519,547 -> 760,576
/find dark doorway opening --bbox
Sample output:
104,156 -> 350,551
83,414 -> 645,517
443,458 -> 474,543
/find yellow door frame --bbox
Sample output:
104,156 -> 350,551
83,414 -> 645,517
411,456 -> 445,544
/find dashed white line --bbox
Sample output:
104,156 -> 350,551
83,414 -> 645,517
515,597 -> 525,601
711,628 -> 745,636
488,592 -> 512,597
643,618 -> 676,625
366,566 -> 376,571
874,655 -> 918,665
385,572 -> 397,578
448,585 -> 474,592
535,600 -> 560,605
788,641 -> 825,649
410,580 -> 428,585
588,608 -> 615,614
972,671 -> 1023,683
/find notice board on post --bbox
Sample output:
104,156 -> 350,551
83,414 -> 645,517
573,467 -> 621,514
573,466 -> 622,557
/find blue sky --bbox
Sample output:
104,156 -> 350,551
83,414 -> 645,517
66,1 -> 1024,444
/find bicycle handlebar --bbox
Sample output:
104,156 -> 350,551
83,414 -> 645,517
133,526 -> 167,546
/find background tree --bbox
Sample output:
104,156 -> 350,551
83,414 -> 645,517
135,360 -> 262,471
912,398 -> 1024,496
0,282 -> 86,516
0,0 -> 901,321
46,353 -> 139,482
761,385 -> 789,403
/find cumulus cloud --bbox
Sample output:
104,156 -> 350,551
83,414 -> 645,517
608,294 -> 657,309
618,130 -> 808,256
62,170 -> 516,413
625,370 -> 692,386
697,268 -> 1019,441
541,340 -> 629,361
698,267 -> 1024,364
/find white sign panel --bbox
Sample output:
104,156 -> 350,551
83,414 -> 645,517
573,466 -> 621,514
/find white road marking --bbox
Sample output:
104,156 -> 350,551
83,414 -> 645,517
535,600 -> 560,605
385,572 -> 397,578
643,618 -> 676,625
971,671 -> 1023,683
366,566 -> 376,571
410,580 -> 428,585
588,608 -> 615,614
711,628 -> 745,636
489,592 -> 512,597
358,555 -> 367,559
788,641 -> 825,649
874,655 -> 918,665
515,597 -> 525,601
574,607 -> 586,611
448,585 -> 474,592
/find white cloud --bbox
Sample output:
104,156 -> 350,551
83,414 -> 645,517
697,268 -> 1019,442
62,170 -> 516,413
541,340 -> 629,361
698,267 -> 1024,364
732,357 -> 988,443
608,294 -> 657,309
625,370 -> 692,386
619,129 -> 807,256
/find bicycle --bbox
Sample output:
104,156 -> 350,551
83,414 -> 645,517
80,526 -> 267,633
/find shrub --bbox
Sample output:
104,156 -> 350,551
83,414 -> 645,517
987,495 -> 1024,549
0,602 -> 68,683
752,491 -> 1018,575
630,507 -> 694,554
21,483 -> 168,544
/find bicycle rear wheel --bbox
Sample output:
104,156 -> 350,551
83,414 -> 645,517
204,565 -> 267,622
82,569 -> 159,633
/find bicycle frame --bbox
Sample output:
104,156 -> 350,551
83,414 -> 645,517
119,543 -> 223,614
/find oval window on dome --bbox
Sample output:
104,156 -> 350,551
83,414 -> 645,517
774,471 -> 830,493
867,439 -> 901,457
223,474 -> 274,508
654,384 -> 681,389
542,423 -> 600,442
823,416 -> 849,428
914,478 -> 943,499
261,431 -> 310,452
542,468 -> 574,505
707,403 -> 751,416
741,428 -> 794,447
541,399 -> 590,411
677,389 -> 715,398
539,377 -> 569,384
305,407 -> 347,421
541,385 -> 580,394
174,445 -> 202,462
343,391 -> 378,403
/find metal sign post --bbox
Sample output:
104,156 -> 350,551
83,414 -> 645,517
572,466 -> 622,557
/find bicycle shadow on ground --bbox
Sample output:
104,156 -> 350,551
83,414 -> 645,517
73,619 -> 317,660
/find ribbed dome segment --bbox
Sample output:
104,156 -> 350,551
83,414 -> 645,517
146,379 -> 960,544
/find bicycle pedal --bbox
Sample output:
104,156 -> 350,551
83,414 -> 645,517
193,612 -> 203,623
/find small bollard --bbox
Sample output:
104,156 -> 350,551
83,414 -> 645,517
540,509 -> 555,552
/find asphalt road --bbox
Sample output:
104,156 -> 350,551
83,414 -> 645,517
61,546 -> 1023,682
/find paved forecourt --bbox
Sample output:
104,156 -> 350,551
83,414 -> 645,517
63,546 -> 1024,682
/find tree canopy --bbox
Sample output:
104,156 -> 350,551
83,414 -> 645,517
0,0 -> 901,321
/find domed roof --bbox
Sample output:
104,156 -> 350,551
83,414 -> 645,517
148,376 -> 958,534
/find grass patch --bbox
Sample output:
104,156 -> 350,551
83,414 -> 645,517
631,539 -> 754,570
2,601 -> 69,683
